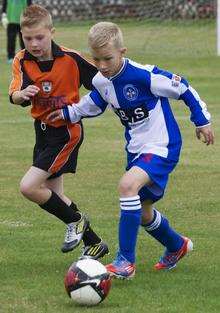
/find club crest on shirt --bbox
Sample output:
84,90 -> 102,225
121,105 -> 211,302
123,84 -> 138,101
42,81 -> 52,93
171,75 -> 181,87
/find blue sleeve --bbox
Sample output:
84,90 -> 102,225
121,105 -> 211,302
89,87 -> 109,112
150,66 -> 210,126
179,87 -> 210,127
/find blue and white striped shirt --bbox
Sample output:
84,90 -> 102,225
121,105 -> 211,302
64,58 -> 211,162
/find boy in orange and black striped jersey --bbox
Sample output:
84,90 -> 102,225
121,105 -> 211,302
9,4 -> 108,259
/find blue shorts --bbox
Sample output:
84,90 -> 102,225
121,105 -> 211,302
126,153 -> 178,203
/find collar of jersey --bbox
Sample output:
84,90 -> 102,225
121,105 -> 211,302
109,58 -> 128,81
24,41 -> 64,61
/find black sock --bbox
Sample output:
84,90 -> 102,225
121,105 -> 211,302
41,193 -> 102,245
39,191 -> 81,224
82,225 -> 101,246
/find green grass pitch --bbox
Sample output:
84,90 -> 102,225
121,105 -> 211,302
0,20 -> 220,313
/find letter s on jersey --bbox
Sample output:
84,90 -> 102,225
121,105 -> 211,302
134,107 -> 145,119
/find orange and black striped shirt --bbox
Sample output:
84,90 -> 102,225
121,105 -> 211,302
9,41 -> 97,127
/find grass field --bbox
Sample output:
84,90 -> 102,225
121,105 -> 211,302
0,20 -> 220,313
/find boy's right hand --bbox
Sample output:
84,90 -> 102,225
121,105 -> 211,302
20,85 -> 40,101
1,13 -> 8,29
12,85 -> 40,105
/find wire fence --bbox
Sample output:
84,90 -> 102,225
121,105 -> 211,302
0,0 -> 216,21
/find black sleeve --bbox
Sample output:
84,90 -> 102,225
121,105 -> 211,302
2,0 -> 7,13
73,53 -> 98,90
9,95 -> 31,107
27,0 -> 32,6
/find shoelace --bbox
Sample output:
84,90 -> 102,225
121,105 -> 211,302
162,250 -> 182,264
65,223 -> 75,242
113,252 -> 128,267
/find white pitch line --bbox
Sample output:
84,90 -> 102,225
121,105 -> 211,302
0,220 -> 33,227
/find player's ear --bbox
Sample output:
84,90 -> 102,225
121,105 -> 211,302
51,27 -> 56,36
120,47 -> 127,55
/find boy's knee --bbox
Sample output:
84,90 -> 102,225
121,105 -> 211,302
118,178 -> 138,197
20,179 -> 34,199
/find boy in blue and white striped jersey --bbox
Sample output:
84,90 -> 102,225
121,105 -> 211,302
47,22 -> 214,279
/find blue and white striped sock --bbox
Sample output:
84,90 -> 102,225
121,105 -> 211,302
142,208 -> 184,252
119,195 -> 142,263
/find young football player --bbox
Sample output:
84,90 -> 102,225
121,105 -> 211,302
1,0 -> 32,63
9,5 -> 108,260
47,22 -> 214,278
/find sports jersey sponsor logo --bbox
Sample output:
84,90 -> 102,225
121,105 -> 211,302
114,105 -> 149,126
123,84 -> 139,101
171,75 -> 181,87
42,81 -> 52,93
33,95 -> 68,109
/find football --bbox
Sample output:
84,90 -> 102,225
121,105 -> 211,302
64,259 -> 112,306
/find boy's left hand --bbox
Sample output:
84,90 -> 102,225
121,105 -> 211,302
195,125 -> 214,145
47,109 -> 64,122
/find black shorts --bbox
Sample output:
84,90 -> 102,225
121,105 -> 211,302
33,119 -> 84,179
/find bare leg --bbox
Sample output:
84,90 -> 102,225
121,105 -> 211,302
141,200 -> 154,224
20,166 -> 52,204
44,175 -> 71,206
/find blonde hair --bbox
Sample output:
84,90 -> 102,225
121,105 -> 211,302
88,22 -> 124,49
20,4 -> 53,29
